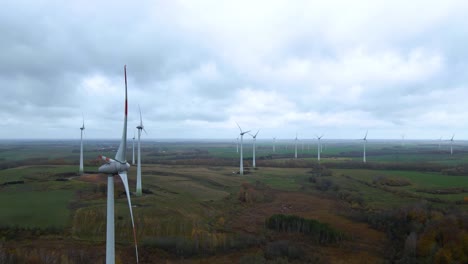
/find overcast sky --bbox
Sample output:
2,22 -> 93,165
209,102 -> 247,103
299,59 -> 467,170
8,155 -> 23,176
2,0 -> 468,140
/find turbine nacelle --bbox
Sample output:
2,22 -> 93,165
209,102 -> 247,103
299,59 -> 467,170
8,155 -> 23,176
249,130 -> 260,139
136,105 -> 148,135
98,155 -> 130,174
80,115 -> 85,130
236,122 -> 250,136
362,130 -> 368,141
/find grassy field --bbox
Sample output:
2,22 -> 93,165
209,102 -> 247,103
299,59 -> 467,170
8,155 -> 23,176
0,188 -> 75,228
1,140 -> 467,263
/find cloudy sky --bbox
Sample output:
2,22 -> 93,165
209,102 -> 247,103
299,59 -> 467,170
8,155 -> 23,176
2,0 -> 468,140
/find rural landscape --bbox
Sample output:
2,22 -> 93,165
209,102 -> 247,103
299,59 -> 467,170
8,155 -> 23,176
3,1 -> 468,264
0,138 -> 467,263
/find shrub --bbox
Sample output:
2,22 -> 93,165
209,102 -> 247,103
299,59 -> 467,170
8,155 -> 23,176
265,214 -> 345,244
372,175 -> 411,186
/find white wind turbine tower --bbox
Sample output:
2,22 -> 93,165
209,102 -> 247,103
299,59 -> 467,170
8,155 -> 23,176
79,116 -> 85,174
97,65 -> 138,264
449,134 -> 455,155
136,106 -> 147,197
132,131 -> 136,165
294,132 -> 298,159
249,130 -> 260,168
362,130 -> 368,163
316,135 -> 323,161
236,123 -> 250,175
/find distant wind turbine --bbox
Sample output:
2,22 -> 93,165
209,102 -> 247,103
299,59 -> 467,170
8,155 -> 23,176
362,130 -> 368,163
249,130 -> 260,168
294,132 -> 298,159
438,136 -> 442,151
450,134 -> 455,155
79,116 -> 85,174
97,65 -> 138,264
136,106 -> 147,197
316,135 -> 323,161
236,123 -> 250,175
401,134 -> 405,147
273,137 -> 276,153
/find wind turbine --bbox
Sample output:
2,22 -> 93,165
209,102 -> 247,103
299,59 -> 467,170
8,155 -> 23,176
236,123 -> 250,175
401,134 -> 405,147
136,106 -> 147,197
79,116 -> 85,174
438,136 -> 442,151
249,130 -> 260,168
132,131 -> 136,165
362,130 -> 368,163
294,132 -> 298,159
316,135 -> 323,161
273,137 -> 276,153
450,134 -> 455,155
97,65 -> 138,264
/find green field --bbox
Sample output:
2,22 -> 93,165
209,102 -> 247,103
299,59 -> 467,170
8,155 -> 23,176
0,188 -> 75,228
0,140 -> 467,263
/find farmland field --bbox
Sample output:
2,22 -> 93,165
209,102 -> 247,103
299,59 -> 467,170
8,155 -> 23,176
0,139 -> 467,263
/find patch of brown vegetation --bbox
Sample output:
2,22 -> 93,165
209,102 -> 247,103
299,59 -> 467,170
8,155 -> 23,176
230,190 -> 387,264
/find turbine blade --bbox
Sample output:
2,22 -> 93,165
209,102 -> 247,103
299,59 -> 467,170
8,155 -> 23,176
115,65 -> 128,163
235,122 -> 242,133
118,172 -> 139,263
143,128 -> 148,135
364,130 -> 368,140
139,105 -> 143,127
99,155 -> 114,162
254,129 -> 260,137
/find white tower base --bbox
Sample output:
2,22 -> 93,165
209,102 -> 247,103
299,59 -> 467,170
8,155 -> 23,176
106,176 -> 115,264
79,131 -> 84,174
136,130 -> 142,196
240,136 -> 244,175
